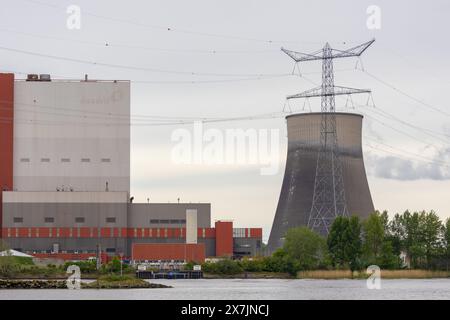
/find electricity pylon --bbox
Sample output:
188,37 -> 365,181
282,39 -> 374,235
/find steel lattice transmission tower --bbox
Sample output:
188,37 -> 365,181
281,39 -> 375,235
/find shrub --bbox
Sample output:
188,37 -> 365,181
202,259 -> 243,275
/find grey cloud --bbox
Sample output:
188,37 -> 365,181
366,148 -> 450,181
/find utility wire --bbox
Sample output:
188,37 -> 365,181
20,0 -> 354,45
0,28 -> 277,55
0,45 -> 291,78
361,69 -> 450,118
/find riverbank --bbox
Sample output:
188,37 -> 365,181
0,276 -> 172,289
203,272 -> 293,279
298,269 -> 450,279
203,269 -> 450,279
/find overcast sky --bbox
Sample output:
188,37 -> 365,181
1,0 -> 450,241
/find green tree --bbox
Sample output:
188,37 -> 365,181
362,211 -> 401,269
283,227 -> 328,270
421,210 -> 443,268
388,210 -> 443,268
445,219 -> 450,258
362,212 -> 384,264
327,216 -> 362,271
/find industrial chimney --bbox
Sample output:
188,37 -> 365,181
268,112 -> 374,252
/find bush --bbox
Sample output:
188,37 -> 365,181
239,258 -> 264,272
202,259 -> 243,275
63,260 -> 97,274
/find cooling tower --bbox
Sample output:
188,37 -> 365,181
268,112 -> 374,252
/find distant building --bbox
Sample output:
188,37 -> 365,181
0,73 -> 262,262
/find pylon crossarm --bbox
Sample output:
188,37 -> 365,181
287,86 -> 371,100
281,47 -> 324,62
329,39 -> 375,59
281,39 -> 375,62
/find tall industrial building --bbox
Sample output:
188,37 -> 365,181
268,112 -> 374,252
0,73 -> 262,262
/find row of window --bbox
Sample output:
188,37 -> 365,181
13,217 -> 116,224
12,217 -> 188,224
19,158 -> 112,163
149,219 -> 186,224
14,249 -> 117,254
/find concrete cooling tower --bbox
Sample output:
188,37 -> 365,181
268,112 -> 374,252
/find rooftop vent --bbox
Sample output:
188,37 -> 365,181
26,74 -> 39,81
39,74 -> 51,81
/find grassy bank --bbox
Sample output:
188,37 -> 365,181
297,269 -> 450,279
82,275 -> 171,289
0,276 -> 171,289
204,272 -> 292,279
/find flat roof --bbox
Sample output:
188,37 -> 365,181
285,112 -> 364,119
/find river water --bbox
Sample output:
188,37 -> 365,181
0,279 -> 449,300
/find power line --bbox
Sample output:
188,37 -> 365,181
364,136 -> 450,167
0,28 -> 278,55
361,69 -> 450,118
359,104 -> 450,144
0,45 -> 291,78
0,98 -> 287,122
364,143 -> 450,169
19,0 -> 354,46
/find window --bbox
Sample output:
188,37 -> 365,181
13,217 -> 23,223
106,248 -> 116,253
106,217 -> 116,223
44,217 -> 54,223
41,158 -> 50,162
170,219 -> 180,224
160,219 -> 169,224
81,158 -> 90,163
20,158 -> 30,163
180,219 -> 186,224
61,158 -> 71,163
233,228 -> 246,238
101,158 -> 111,163
150,219 -> 159,224
75,217 -> 85,223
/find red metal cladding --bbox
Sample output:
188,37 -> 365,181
132,243 -> 205,262
0,73 -> 14,239
33,252 -> 109,262
79,227 -> 90,238
205,228 -> 216,238
215,221 -> 233,257
250,228 -> 263,238
100,228 -> 111,238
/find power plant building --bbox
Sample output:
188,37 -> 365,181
0,73 -> 262,262
268,112 -> 374,252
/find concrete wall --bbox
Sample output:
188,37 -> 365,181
186,209 -> 198,244
13,80 -> 130,193
128,203 -> 211,228
233,238 -> 262,257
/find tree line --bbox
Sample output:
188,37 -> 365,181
279,210 -> 450,273
200,210 -> 450,276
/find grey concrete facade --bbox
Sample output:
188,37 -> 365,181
128,203 -> 211,228
13,81 -> 130,194
268,113 -> 375,252
1,191 -> 221,257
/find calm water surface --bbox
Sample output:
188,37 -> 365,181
0,279 -> 449,300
